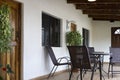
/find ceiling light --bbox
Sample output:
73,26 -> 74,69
88,0 -> 96,2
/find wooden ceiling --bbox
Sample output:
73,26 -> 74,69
67,0 -> 120,21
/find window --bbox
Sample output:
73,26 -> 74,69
82,28 -> 89,46
42,12 -> 61,47
114,29 -> 120,34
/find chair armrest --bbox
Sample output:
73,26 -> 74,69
109,56 -> 112,59
57,56 -> 71,63
90,55 -> 99,59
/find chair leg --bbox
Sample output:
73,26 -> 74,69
69,69 -> 73,80
48,65 -> 56,78
96,58 -> 102,80
51,66 -> 58,77
111,64 -> 113,78
108,63 -> 111,79
91,70 -> 95,80
80,68 -> 83,80
91,62 -> 96,80
101,55 -> 104,67
67,64 -> 71,75
83,69 -> 87,77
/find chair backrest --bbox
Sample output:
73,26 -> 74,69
88,47 -> 96,63
46,46 -> 58,65
67,46 -> 91,69
110,47 -> 120,63
88,47 -> 95,55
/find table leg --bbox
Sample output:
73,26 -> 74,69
99,57 -> 102,80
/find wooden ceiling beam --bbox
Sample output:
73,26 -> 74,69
90,16 -> 120,21
82,9 -> 120,14
67,0 -> 120,4
88,15 -> 120,19
93,18 -> 120,21
76,4 -> 120,9
67,0 -> 120,21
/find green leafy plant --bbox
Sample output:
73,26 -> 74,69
0,4 -> 12,53
0,4 -> 13,80
66,31 -> 83,46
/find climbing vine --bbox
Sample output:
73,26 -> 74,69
0,4 -> 12,53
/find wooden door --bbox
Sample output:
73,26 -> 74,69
0,1 -> 21,80
111,27 -> 120,47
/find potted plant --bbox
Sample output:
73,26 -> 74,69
66,31 -> 83,46
0,4 -> 13,80
66,31 -> 83,72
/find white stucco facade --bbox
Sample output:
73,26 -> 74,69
15,0 -> 120,80
16,0 -> 93,79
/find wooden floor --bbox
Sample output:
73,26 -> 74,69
41,64 -> 120,80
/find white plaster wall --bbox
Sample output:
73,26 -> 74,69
92,21 -> 120,62
16,0 -> 92,80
